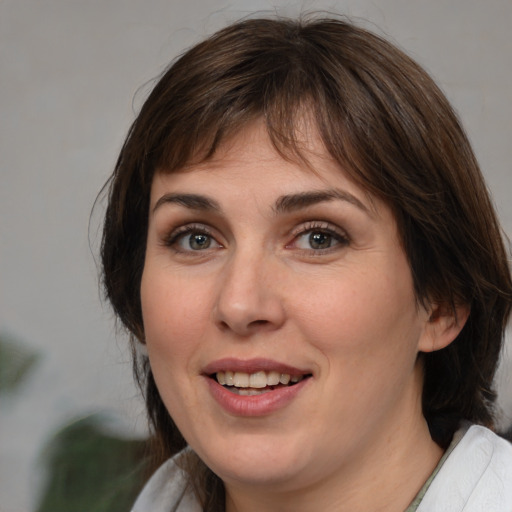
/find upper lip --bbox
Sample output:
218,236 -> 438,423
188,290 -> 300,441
202,358 -> 311,376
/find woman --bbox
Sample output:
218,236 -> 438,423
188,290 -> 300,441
101,16 -> 512,511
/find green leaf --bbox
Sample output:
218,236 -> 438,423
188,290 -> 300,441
0,333 -> 40,394
36,414 -> 150,512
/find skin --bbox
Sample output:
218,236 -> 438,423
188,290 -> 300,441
140,120 -> 467,512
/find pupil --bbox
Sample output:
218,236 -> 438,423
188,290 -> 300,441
190,234 -> 210,250
309,231 -> 331,249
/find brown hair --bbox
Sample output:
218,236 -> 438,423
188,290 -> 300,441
101,15 -> 512,507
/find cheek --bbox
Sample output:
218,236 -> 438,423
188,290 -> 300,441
140,270 -> 210,419
293,264 -> 422,364
140,270 -> 209,365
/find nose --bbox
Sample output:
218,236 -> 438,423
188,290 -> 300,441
212,250 -> 286,337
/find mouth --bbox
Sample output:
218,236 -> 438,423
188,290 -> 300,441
203,359 -> 313,415
209,370 -> 312,396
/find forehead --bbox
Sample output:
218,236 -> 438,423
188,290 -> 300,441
151,120 -> 378,215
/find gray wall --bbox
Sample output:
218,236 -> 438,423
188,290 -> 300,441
1,1 -> 511,510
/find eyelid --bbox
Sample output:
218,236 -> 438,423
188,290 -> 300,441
163,222 -> 223,251
289,220 -> 349,240
287,220 -> 350,252
164,222 -> 210,241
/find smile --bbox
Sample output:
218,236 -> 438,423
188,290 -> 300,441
215,371 -> 306,395
203,359 -> 313,416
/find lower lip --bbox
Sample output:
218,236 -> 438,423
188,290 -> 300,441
205,377 -> 310,417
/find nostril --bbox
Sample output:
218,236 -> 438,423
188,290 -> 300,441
249,320 -> 269,327
217,318 -> 271,335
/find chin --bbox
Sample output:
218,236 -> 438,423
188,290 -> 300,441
197,433 -> 310,486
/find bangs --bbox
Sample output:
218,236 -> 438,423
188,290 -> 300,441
137,19 -> 370,192
139,16 -> 423,207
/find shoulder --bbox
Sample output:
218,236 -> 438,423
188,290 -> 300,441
131,450 -> 202,512
418,424 -> 512,512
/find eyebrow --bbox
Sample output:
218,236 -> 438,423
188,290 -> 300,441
152,193 -> 221,213
273,189 -> 370,215
152,188 -> 370,216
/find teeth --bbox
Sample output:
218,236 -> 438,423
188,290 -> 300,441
236,388 -> 270,396
215,370 -> 304,388
249,371 -> 267,388
267,371 -> 280,386
233,372 -> 249,387
279,373 -> 291,385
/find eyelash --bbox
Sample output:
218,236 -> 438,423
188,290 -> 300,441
289,221 -> 350,253
163,223 -> 221,253
163,221 -> 350,255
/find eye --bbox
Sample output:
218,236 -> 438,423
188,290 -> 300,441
165,224 -> 223,252
295,230 -> 341,250
291,222 -> 349,252
179,232 -> 216,250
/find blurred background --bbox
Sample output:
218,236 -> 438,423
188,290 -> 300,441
1,0 -> 511,510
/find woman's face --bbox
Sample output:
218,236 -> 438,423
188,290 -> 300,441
141,121 -> 437,494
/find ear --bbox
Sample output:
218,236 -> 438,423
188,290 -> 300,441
418,303 -> 470,353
